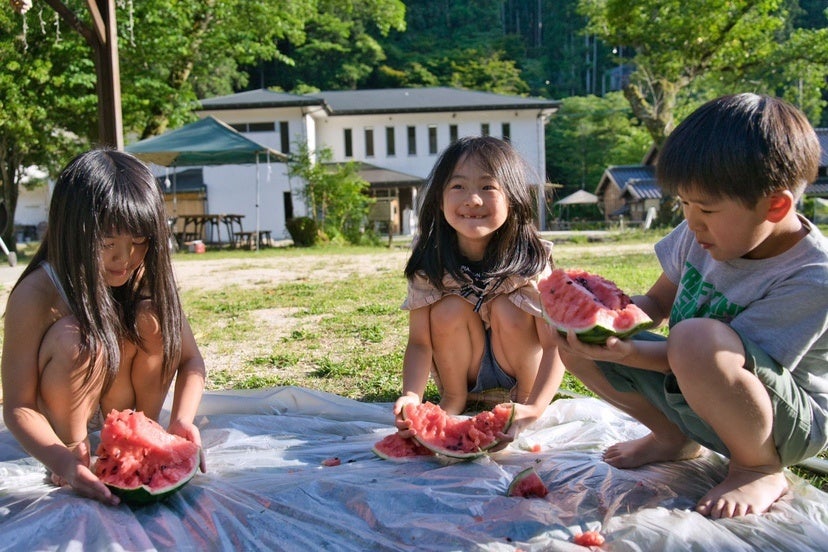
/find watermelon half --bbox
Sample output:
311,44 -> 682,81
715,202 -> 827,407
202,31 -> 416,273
538,268 -> 654,344
507,466 -> 549,498
94,409 -> 200,505
402,402 -> 515,460
372,432 -> 435,460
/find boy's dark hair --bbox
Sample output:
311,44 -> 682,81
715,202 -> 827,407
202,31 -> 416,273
405,136 -> 549,288
657,93 -> 820,206
17,149 -> 183,392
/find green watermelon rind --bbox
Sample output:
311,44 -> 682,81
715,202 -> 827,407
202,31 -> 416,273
544,310 -> 655,344
403,403 -> 516,461
104,449 -> 200,505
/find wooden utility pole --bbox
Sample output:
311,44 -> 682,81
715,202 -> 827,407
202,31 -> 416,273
41,0 -> 124,149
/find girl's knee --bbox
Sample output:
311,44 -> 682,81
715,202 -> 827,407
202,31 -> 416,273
430,295 -> 475,328
489,296 -> 533,336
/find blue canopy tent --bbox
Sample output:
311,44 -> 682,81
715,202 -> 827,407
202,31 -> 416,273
126,116 -> 287,249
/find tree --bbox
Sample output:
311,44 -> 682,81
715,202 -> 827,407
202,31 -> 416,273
287,142 -> 373,245
546,93 -> 651,192
576,0 -> 823,146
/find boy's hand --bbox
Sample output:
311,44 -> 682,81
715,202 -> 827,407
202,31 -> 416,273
553,330 -> 635,362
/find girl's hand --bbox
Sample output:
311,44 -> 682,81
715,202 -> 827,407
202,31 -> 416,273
487,402 -> 538,452
52,445 -> 120,506
168,419 -> 206,473
393,393 -> 420,437
553,330 -> 636,363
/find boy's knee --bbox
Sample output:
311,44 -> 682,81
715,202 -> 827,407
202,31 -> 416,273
668,318 -> 743,374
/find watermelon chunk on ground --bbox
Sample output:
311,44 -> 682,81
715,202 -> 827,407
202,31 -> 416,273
538,268 -> 653,344
507,466 -> 549,498
402,402 -> 515,460
94,409 -> 200,505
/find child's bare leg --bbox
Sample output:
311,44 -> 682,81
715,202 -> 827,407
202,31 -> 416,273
101,300 -> 169,419
561,349 -> 701,467
488,296 -> 541,402
668,319 -> 787,518
429,295 -> 485,415
37,317 -> 103,483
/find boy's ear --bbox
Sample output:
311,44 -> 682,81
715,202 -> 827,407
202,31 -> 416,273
765,191 -> 793,223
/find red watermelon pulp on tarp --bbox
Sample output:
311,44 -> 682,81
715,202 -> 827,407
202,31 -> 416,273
402,402 -> 515,460
372,432 -> 436,460
507,466 -> 549,498
94,409 -> 200,505
538,268 -> 653,344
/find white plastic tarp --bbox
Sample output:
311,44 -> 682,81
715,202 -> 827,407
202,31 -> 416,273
1,387 -> 826,551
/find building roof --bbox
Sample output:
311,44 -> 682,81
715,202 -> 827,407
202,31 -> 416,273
595,165 -> 655,196
198,87 -> 559,116
305,87 -> 560,115
324,162 -> 424,189
806,178 -> 828,197
621,179 -> 662,200
199,89 -> 323,110
817,128 -> 828,167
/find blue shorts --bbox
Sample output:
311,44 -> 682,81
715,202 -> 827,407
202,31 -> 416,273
596,331 -> 815,465
469,329 -> 517,393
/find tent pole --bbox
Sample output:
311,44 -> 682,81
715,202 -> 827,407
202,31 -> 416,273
255,154 -> 261,251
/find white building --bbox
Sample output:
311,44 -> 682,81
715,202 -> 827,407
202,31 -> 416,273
190,87 -> 560,238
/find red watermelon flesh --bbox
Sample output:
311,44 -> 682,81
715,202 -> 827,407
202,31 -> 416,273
94,409 -> 199,504
372,432 -> 435,460
402,402 -> 514,460
538,268 -> 653,344
507,466 -> 549,498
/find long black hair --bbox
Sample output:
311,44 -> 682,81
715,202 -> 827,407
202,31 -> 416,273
17,149 -> 183,393
405,136 -> 549,289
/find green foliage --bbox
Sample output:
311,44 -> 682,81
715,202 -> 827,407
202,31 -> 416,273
287,142 -> 373,244
546,92 -> 651,191
285,217 -> 319,247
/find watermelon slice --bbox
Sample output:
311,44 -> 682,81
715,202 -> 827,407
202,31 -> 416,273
372,432 -> 435,460
538,268 -> 654,344
402,402 -> 515,460
94,409 -> 200,505
507,466 -> 549,498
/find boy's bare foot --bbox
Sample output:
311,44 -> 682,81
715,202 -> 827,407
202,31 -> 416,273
603,433 -> 702,468
696,465 -> 788,518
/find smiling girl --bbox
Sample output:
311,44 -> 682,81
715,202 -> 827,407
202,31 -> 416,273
394,136 -> 565,444
1,150 -> 205,505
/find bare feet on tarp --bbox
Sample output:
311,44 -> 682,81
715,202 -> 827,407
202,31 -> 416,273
696,464 -> 789,519
603,433 -> 702,469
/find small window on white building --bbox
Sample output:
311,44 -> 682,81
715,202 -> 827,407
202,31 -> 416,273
428,125 -> 438,155
386,126 -> 395,156
449,124 -> 458,143
344,128 -> 353,158
481,123 -> 490,137
407,126 -> 417,155
279,121 -> 290,154
501,122 -> 511,142
365,127 -> 375,157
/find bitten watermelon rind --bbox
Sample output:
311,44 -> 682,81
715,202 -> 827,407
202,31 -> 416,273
539,268 -> 654,344
507,466 -> 549,498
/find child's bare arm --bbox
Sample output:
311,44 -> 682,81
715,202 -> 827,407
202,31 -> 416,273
394,308 -> 433,433
634,272 -> 677,326
168,317 -> 205,446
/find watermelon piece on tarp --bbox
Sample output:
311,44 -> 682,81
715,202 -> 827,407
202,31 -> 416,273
402,402 -> 515,460
94,409 -> 200,505
507,466 -> 549,498
538,268 -> 654,344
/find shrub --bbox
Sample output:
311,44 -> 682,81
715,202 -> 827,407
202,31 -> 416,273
286,217 -> 318,247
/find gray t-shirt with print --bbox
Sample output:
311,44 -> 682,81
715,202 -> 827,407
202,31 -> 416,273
655,217 -> 828,453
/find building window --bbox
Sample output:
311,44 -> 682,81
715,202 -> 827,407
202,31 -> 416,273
428,125 -> 438,155
481,123 -> 490,136
386,126 -> 395,156
407,126 -> 417,155
365,127 -> 375,157
344,128 -> 353,158
449,124 -> 458,143
229,122 -> 276,133
501,123 -> 511,142
279,121 -> 290,153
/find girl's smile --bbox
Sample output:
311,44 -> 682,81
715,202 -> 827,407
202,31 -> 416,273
442,155 -> 509,259
101,234 -> 149,286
